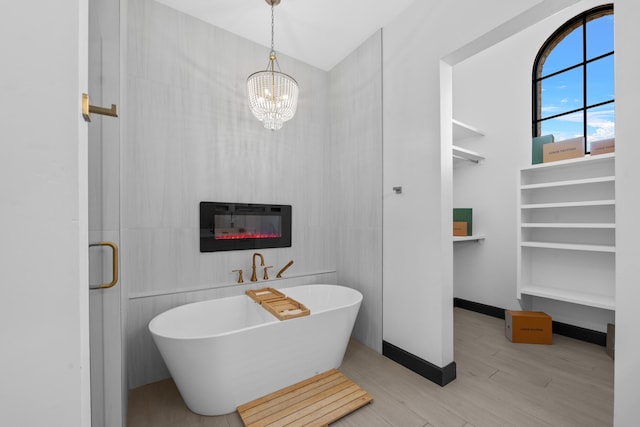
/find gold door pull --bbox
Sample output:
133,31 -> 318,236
89,241 -> 119,289
82,93 -> 118,122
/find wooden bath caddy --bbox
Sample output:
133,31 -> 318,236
246,287 -> 310,321
245,287 -> 286,304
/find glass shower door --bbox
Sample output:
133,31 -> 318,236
88,0 -> 123,425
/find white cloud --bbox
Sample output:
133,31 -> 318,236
555,111 -> 582,123
587,109 -> 615,141
541,108 -> 615,143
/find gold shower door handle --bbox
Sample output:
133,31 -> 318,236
82,93 -> 118,122
89,241 -> 119,289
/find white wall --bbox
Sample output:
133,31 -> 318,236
382,0 -> 550,368
0,1 -> 91,426
329,31 -> 384,352
613,0 -> 640,424
452,0 -> 614,332
124,0 -> 337,388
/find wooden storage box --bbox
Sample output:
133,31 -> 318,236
505,310 -> 552,344
591,138 -> 615,156
532,134 -> 554,165
543,137 -> 584,163
453,208 -> 472,236
453,221 -> 468,236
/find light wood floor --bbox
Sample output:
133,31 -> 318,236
127,308 -> 614,426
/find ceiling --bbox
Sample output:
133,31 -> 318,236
154,0 -> 417,71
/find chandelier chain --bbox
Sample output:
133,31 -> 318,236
270,3 -> 275,55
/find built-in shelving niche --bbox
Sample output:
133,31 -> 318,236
452,119 -> 485,242
517,153 -> 615,310
452,119 -> 485,164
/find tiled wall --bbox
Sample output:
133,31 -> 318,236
329,32 -> 383,352
124,0 -> 337,388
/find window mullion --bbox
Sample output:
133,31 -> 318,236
582,15 -> 588,151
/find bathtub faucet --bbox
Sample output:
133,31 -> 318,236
250,253 -> 265,282
276,260 -> 294,278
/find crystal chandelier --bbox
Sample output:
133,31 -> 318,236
247,0 -> 299,130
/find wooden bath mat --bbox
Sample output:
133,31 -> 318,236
237,369 -> 372,427
246,287 -> 310,321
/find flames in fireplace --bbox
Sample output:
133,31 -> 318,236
200,202 -> 292,252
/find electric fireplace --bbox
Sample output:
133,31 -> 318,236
200,202 -> 292,252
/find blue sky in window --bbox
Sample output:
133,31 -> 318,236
540,14 -> 614,145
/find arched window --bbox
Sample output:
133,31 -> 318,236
533,4 -> 614,153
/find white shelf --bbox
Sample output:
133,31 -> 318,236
520,285 -> 615,310
453,145 -> 485,163
521,241 -> 615,253
452,119 -> 485,162
521,200 -> 615,209
521,223 -> 615,229
517,152 -> 615,311
452,119 -> 484,140
453,234 -> 486,242
521,152 -> 614,171
521,176 -> 615,190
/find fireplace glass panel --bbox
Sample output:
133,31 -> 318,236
200,202 -> 292,252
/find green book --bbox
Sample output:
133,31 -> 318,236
532,134 -> 554,165
453,208 -> 472,236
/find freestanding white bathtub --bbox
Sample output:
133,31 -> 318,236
148,284 -> 362,416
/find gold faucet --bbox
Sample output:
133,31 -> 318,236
250,253 -> 265,282
232,269 -> 244,283
276,260 -> 294,278
263,266 -> 273,280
